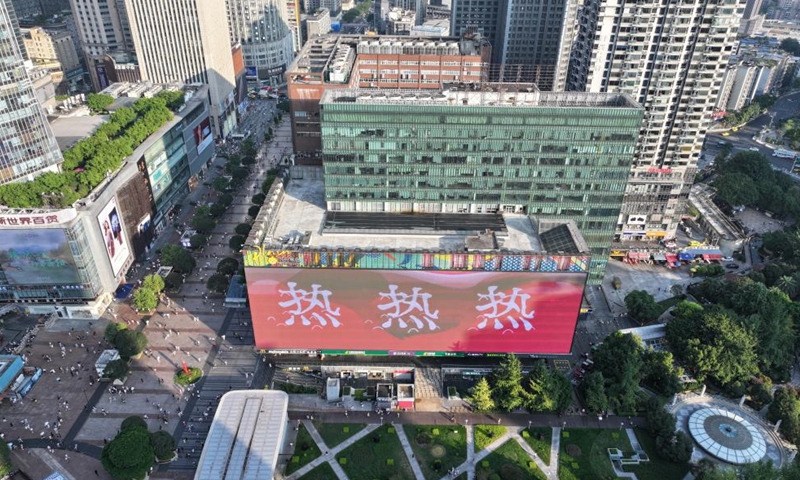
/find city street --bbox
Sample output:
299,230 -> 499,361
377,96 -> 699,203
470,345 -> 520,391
703,90 -> 800,171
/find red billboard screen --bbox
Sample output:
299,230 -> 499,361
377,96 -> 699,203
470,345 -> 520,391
247,268 -> 586,354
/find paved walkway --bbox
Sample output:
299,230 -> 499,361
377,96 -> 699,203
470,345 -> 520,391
395,423 -> 426,480
511,429 -> 556,480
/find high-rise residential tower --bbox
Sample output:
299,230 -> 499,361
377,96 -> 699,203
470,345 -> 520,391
0,0 -> 63,184
450,0 -> 577,90
124,0 -> 237,137
226,0 -> 295,85
68,0 -> 134,90
567,0 -> 744,241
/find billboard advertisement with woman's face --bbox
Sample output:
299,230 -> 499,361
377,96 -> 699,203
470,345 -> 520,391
97,198 -> 130,276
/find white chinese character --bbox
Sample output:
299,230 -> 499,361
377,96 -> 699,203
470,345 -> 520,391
475,286 -> 535,331
278,282 -> 342,327
377,284 -> 440,331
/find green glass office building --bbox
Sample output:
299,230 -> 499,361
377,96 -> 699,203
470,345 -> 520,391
319,86 -> 643,282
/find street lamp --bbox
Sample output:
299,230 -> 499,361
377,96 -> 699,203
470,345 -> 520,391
528,420 -> 532,430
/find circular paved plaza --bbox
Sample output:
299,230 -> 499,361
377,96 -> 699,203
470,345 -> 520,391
688,407 -> 767,465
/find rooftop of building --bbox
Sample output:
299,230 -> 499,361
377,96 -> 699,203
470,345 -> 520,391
246,169 -> 588,255
102,82 -> 188,110
287,33 -> 488,83
49,114 -> 109,151
307,7 -> 330,19
689,184 -> 744,241
194,390 -> 288,480
320,84 -> 641,109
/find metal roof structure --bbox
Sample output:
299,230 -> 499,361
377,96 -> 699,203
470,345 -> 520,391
194,390 -> 289,480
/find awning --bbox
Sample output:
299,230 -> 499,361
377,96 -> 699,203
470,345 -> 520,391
648,231 -> 667,237
702,254 -> 723,261
652,253 -> 667,262
610,250 -> 627,258
684,249 -> 723,256
679,252 -> 695,261
398,400 -> 414,410
665,254 -> 678,262
628,252 -> 650,260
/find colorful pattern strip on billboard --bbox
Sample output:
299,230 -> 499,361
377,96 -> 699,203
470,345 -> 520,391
247,268 -> 586,354
244,249 -> 589,273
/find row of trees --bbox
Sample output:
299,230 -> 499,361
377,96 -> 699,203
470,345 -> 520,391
132,274 -> 167,313
207,257 -> 240,294
104,322 -> 148,360
579,332 -> 683,416
719,95 -> 776,128
102,415 -> 175,479
470,355 -> 572,414
713,151 -> 800,220
0,92 -> 183,208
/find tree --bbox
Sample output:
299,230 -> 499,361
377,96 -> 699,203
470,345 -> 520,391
191,214 -> 216,234
216,257 -> 239,275
592,331 -> 643,414
150,431 -> 176,461
624,290 -> 661,324
713,173 -> 760,207
207,273 -> 230,294
768,387 -> 800,445
229,235 -> 245,252
209,203 -> 227,218
219,193 -> 234,207
645,398 -> 693,464
155,90 -> 185,111
231,167 -> 249,182
115,329 -> 148,358
121,416 -> 148,432
141,274 -> 165,294
642,350 -> 682,397
212,176 -> 230,192
105,322 -> 127,343
471,377 -> 495,412
190,234 -> 208,249
252,193 -> 266,205
780,38 -> 800,56
525,362 -> 573,414
132,287 -> 158,313
160,244 -> 196,273
235,223 -> 252,236
101,426 -> 154,480
103,359 -> 129,380
670,284 -> 683,297
87,93 -> 114,111
493,354 -> 526,411
248,205 -> 261,218
581,372 -> 608,415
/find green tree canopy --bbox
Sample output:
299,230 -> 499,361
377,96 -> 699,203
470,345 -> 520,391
101,426 -> 154,480
713,173 -> 760,206
592,331 -> 644,414
115,329 -> 148,358
624,290 -> 661,324
641,350 -> 682,397
248,205 -> 262,218
207,273 -> 230,294
252,193 -> 266,205
768,387 -> 800,446
160,245 -> 196,273
209,203 -> 227,218
213,176 -> 230,192
103,358 -> 129,380
150,430 -> 176,461
132,287 -> 158,313
525,361 -> 572,414
104,322 -> 128,343
142,274 -> 165,294
121,416 -> 148,432
216,257 -> 239,275
229,235 -> 245,252
471,377 -> 495,412
87,93 -> 114,111
219,193 -> 234,207
493,354 -> 526,411
780,38 -> 800,56
581,372 -> 607,415
235,223 -> 252,236
190,234 -> 208,249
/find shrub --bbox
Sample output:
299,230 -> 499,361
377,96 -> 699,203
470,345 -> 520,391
103,359 -> 129,380
104,322 -> 127,343
121,416 -> 148,432
174,367 -> 203,386
115,330 -> 148,358
150,431 -> 176,461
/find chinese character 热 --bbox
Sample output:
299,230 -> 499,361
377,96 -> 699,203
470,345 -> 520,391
377,284 -> 440,331
278,282 -> 342,327
475,286 -> 535,331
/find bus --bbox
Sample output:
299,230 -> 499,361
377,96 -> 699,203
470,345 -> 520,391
772,149 -> 798,159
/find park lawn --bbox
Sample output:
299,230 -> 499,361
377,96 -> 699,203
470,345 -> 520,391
298,462 -> 337,480
476,439 -> 547,480
559,429 -> 632,480
622,428 -> 690,480
312,422 -> 367,448
522,427 -> 552,465
474,425 -> 507,451
337,425 -> 414,480
404,425 -> 467,479
286,424 -> 322,475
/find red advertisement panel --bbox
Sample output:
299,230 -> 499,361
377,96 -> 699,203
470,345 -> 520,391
247,268 -> 586,354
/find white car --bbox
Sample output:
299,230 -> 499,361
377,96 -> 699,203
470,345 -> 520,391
722,256 -> 734,262
749,147 -> 760,152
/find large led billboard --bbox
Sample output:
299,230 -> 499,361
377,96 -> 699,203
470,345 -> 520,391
0,229 -> 81,285
97,198 -> 130,277
247,268 -> 586,354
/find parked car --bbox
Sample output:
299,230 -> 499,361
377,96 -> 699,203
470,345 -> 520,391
726,263 -> 740,269
722,256 -> 734,262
